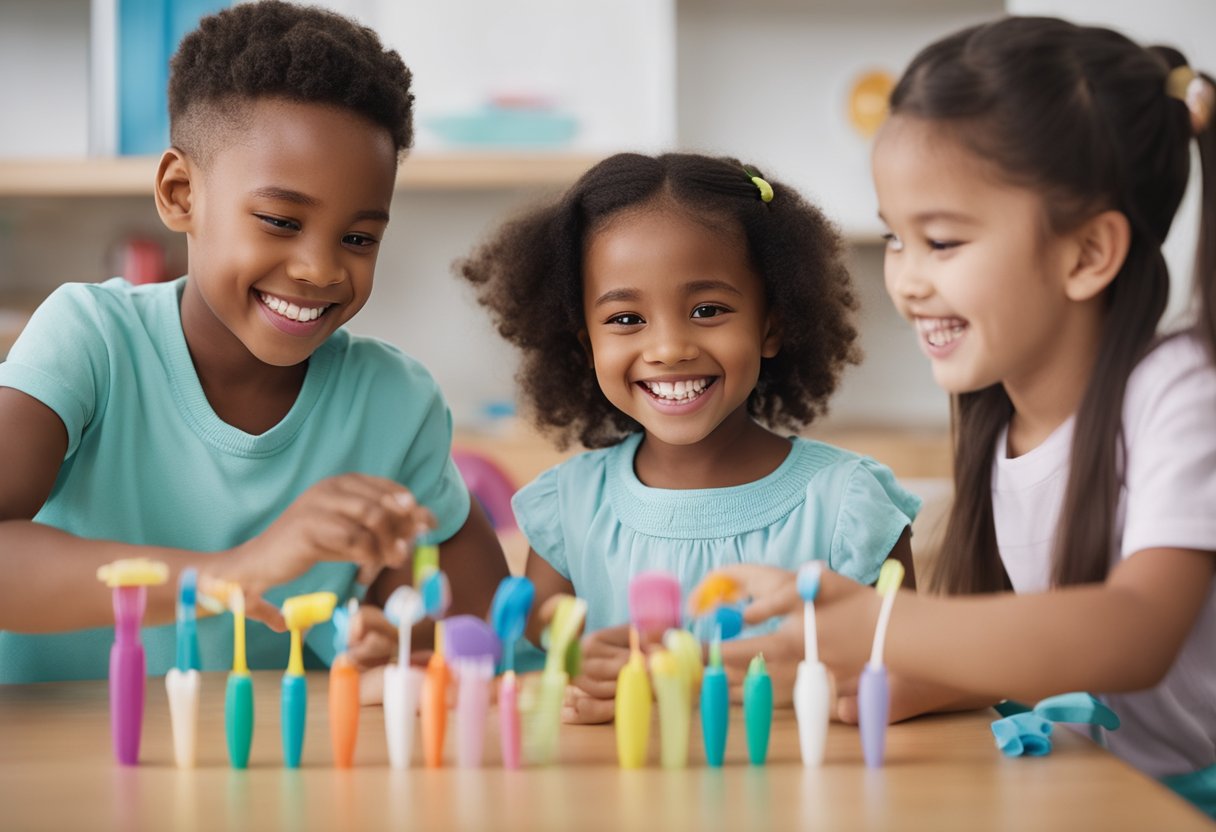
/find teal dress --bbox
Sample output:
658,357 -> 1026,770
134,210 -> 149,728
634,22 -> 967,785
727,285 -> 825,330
512,432 -> 921,637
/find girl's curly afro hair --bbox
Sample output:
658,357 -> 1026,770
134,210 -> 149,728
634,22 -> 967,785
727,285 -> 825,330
457,152 -> 860,449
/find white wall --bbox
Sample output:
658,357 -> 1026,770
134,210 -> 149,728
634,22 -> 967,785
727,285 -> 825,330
1007,0 -> 1216,329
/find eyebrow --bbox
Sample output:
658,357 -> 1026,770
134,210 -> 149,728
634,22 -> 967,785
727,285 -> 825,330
250,186 -> 390,223
592,279 -> 743,308
878,209 -> 978,226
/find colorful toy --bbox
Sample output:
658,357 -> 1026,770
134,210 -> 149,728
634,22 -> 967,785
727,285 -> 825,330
615,627 -> 652,768
794,561 -> 832,766
743,654 -> 773,766
329,600 -> 361,768
420,568 -> 452,768
383,586 -> 425,769
700,628 -> 729,768
523,594 -> 586,765
489,576 -> 535,769
859,559 -> 905,768
444,614 -> 503,768
280,592 -> 338,768
166,568 -> 201,768
97,557 -> 169,765
200,578 -> 254,770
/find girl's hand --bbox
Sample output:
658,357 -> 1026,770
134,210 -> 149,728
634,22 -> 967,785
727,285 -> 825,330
561,685 -> 615,724
216,473 -> 437,630
572,624 -> 633,699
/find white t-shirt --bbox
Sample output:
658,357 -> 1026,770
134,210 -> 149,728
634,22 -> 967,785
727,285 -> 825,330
992,331 -> 1216,779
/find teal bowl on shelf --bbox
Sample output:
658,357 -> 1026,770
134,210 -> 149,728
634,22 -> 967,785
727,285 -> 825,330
425,106 -> 579,148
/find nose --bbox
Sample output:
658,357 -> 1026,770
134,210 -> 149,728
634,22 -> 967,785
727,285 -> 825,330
885,250 -> 933,302
286,237 -> 346,287
641,319 -> 700,366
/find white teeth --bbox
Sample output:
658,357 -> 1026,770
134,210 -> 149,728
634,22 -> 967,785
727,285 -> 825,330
259,292 -> 329,323
915,317 -> 967,348
642,377 -> 712,402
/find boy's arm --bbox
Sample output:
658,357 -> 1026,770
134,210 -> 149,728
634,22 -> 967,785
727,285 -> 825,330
0,388 -> 434,634
0,388 -> 222,630
432,498 -> 511,620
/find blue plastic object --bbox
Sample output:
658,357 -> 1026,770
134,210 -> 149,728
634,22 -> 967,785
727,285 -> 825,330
992,712 -> 1054,757
713,605 -> 744,640
1033,692 -> 1121,730
281,674 -> 307,768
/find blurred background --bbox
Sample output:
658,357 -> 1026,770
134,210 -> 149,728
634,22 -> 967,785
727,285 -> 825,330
1,1 -> 1213,566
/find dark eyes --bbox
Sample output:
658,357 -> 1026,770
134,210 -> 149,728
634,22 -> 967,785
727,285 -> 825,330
607,313 -> 644,326
691,304 -> 726,319
255,215 -> 378,248
882,231 -> 962,252
256,214 -> 299,232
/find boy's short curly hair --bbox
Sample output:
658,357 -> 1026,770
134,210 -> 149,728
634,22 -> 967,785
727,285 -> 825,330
457,152 -> 860,449
168,0 -> 414,165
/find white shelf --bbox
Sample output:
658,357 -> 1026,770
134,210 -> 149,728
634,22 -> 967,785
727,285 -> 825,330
0,153 -> 605,198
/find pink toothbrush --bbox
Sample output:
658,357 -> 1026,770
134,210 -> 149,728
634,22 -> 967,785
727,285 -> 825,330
96,558 -> 169,765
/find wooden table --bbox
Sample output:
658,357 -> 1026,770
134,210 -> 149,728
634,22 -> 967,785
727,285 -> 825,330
0,671 -> 1209,831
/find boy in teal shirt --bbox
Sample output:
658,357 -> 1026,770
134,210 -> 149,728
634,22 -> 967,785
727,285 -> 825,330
0,0 -> 508,682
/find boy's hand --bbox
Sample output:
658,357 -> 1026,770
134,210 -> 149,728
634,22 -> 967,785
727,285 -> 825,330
348,604 -> 399,670
219,473 -> 436,630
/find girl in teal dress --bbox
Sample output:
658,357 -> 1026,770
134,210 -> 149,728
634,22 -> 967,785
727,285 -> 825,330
457,152 -> 920,721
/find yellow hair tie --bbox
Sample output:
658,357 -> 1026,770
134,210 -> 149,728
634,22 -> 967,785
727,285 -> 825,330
1167,65 -> 1214,135
750,175 -> 774,203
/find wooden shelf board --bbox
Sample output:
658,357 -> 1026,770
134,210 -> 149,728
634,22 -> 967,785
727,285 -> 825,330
0,153 -> 604,197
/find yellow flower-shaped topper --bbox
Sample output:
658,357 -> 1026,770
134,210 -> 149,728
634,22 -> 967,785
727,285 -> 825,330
97,558 -> 170,588
688,572 -> 743,617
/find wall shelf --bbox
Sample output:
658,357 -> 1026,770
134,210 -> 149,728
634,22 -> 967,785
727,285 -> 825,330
0,153 -> 604,197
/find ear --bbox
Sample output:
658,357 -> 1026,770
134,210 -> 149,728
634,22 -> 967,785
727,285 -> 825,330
576,328 -> 594,367
1062,210 -> 1130,302
761,314 -> 781,359
154,148 -> 196,233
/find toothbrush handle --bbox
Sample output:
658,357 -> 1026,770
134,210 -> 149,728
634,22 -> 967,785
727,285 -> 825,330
654,677 -> 691,769
700,668 -> 729,768
421,656 -> 449,768
329,657 -> 360,768
225,673 -> 254,769
109,635 -> 145,766
456,661 -> 491,768
743,672 -> 773,766
165,668 -> 200,768
794,661 -> 832,766
281,674 -> 308,768
858,664 -> 890,768
499,672 -> 521,769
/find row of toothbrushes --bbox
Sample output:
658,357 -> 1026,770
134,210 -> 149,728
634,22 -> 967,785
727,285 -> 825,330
627,559 -> 905,770
96,554 -> 904,770
96,551 -> 569,770
615,571 -> 771,769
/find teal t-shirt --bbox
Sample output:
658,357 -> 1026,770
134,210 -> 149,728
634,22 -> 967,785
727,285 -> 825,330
0,278 -> 470,683
512,431 -> 921,637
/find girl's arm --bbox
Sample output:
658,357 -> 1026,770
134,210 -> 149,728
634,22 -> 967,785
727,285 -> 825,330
817,546 -> 1215,701
522,548 -> 575,644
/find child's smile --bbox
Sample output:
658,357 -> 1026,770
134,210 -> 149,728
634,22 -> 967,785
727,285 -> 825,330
256,290 -> 337,336
636,375 -> 719,412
